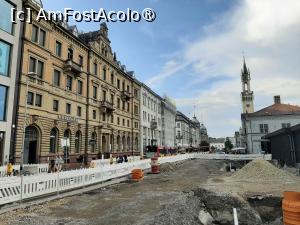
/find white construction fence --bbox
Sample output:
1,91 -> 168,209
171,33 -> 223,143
0,153 -> 272,206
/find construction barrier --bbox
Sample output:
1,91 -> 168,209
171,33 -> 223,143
282,191 -> 300,225
0,153 -> 272,206
0,154 -> 192,206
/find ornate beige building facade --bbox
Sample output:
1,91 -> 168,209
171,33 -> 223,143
14,0 -> 140,167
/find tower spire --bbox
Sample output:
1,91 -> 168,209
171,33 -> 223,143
241,56 -> 254,114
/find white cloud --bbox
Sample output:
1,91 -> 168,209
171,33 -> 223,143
152,0 -> 300,137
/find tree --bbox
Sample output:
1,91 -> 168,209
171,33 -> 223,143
225,138 -> 233,151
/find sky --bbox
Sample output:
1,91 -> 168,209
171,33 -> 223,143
43,0 -> 300,138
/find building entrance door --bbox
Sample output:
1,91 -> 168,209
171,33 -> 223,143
28,141 -> 37,164
24,126 -> 39,164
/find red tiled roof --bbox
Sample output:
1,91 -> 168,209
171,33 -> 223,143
250,103 -> 300,116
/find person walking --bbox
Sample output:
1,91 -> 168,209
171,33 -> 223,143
6,162 -> 14,176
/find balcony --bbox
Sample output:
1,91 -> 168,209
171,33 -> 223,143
121,91 -> 131,101
100,100 -> 114,113
64,59 -> 82,76
176,135 -> 183,140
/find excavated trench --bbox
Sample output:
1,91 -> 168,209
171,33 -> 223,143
142,188 -> 283,225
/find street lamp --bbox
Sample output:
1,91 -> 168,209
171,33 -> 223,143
20,72 -> 37,172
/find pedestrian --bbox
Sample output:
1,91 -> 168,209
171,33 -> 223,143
6,161 -> 14,176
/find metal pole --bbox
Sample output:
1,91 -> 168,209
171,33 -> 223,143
233,208 -> 239,225
20,75 -> 29,172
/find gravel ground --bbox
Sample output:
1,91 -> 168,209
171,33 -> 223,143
0,159 -> 293,225
0,159 -> 225,225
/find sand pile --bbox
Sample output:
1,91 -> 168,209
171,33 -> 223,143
160,163 -> 176,173
229,159 -> 297,183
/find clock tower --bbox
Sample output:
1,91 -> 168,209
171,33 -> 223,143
241,58 -> 254,113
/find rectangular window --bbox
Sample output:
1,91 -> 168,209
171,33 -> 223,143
117,98 -> 120,109
77,106 -> 82,117
0,41 -> 11,77
66,103 -> 71,114
93,110 -> 97,119
31,25 -> 38,42
55,41 -> 62,57
53,100 -> 59,112
102,113 -> 106,121
68,48 -> 73,60
0,0 -> 14,34
122,101 -> 125,110
29,57 -> 36,73
0,85 -> 8,121
35,94 -> 42,107
134,89 -> 138,98
117,117 -> 120,125
117,79 -> 120,89
102,90 -> 106,101
111,114 -> 114,123
127,120 -> 130,127
111,73 -> 114,85
111,94 -> 114,104
53,70 -> 60,87
134,105 -> 139,115
27,92 -> 34,106
29,57 -> 44,79
77,80 -> 83,95
66,76 -> 73,91
127,85 -> 130,92
259,124 -> 269,133
93,86 -> 98,99
122,119 -> 125,126
127,102 -> 130,112
37,61 -> 44,79
79,55 -> 83,66
39,29 -> 46,46
102,68 -> 106,80
94,63 -> 98,75
122,81 -> 125,91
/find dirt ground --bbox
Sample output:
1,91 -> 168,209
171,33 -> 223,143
0,159 -> 295,225
0,159 -> 225,225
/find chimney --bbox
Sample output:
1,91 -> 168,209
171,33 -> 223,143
274,95 -> 281,104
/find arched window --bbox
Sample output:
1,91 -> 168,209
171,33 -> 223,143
75,131 -> 82,153
63,129 -> 71,153
110,134 -> 114,152
49,128 -> 58,153
117,135 -> 121,152
135,137 -> 139,151
91,132 -> 97,152
127,136 -> 131,151
122,136 -> 126,151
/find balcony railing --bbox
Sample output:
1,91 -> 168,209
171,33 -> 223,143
176,135 -> 183,139
100,100 -> 114,113
64,59 -> 82,76
121,91 -> 131,101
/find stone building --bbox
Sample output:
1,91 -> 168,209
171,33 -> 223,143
79,23 -> 141,160
175,112 -> 201,149
0,0 -> 23,165
14,0 -> 141,166
140,83 -> 162,155
161,96 -> 176,148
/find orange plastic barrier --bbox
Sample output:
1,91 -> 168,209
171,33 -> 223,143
131,169 -> 144,181
283,191 -> 300,225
